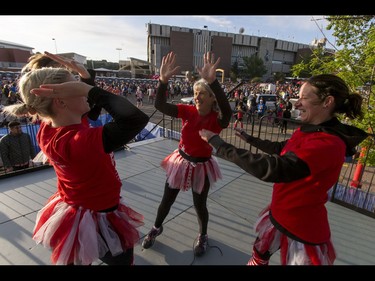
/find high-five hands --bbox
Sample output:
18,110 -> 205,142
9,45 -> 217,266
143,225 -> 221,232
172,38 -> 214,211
197,52 -> 221,84
159,52 -> 181,84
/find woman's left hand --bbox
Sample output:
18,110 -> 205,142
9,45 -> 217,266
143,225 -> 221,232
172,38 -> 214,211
197,52 -> 221,84
233,127 -> 248,141
44,51 -> 91,79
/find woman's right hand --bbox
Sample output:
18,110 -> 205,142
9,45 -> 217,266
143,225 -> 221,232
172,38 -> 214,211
159,52 -> 181,84
31,81 -> 94,98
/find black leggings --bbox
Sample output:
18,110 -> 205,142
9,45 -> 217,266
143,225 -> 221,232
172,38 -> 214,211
98,205 -> 134,265
99,248 -> 134,265
67,248 -> 134,265
154,176 -> 210,235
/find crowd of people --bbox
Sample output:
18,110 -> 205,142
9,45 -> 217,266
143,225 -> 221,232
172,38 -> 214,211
0,67 -> 298,171
0,50 -> 369,266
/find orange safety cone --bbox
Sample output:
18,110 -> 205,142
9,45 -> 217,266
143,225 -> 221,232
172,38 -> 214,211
350,146 -> 366,188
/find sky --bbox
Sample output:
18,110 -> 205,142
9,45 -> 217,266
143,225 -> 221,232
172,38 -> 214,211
2,15 -> 337,63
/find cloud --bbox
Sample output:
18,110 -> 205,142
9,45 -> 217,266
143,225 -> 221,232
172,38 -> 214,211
2,15 -> 335,62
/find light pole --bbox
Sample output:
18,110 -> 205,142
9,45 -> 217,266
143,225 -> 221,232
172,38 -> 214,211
116,48 -> 122,72
116,48 -> 122,62
87,57 -> 95,69
52,38 -> 58,54
203,26 -> 208,53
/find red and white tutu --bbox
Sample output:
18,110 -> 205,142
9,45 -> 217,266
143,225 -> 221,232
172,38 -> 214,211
161,149 -> 222,194
33,193 -> 144,265
249,207 -> 336,265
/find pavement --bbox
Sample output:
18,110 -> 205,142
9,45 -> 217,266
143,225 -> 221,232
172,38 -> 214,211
0,137 -> 375,270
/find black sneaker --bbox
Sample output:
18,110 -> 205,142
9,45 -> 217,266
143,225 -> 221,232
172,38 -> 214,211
194,234 -> 208,257
142,226 -> 163,249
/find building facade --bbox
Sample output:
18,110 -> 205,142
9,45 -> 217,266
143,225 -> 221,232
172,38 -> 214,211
0,40 -> 87,76
0,40 -> 34,72
146,23 -> 324,81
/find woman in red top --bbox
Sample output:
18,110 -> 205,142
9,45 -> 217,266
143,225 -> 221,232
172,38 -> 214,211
141,51 -> 232,257
233,101 -> 246,129
3,65 -> 149,265
199,74 -> 368,265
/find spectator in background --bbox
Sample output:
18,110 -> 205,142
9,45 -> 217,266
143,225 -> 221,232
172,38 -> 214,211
256,99 -> 267,119
284,96 -> 293,111
279,107 -> 291,134
147,85 -> 156,104
233,101 -> 246,129
2,84 -> 10,104
136,86 -> 144,108
246,93 -> 257,124
0,121 -> 36,172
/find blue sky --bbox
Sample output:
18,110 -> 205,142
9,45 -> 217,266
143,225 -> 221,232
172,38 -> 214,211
2,15 -> 336,63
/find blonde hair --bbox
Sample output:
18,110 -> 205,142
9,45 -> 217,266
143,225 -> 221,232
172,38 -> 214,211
193,78 -> 219,112
21,53 -> 61,74
2,67 -> 73,123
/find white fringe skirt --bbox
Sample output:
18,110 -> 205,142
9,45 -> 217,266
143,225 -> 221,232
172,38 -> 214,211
250,207 -> 336,265
161,149 -> 222,194
33,192 -> 144,265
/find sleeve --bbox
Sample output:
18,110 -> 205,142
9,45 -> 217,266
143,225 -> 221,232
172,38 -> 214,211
209,79 -> 232,128
87,87 -> 150,153
80,69 -> 96,86
208,135 -> 310,182
241,132 -> 288,155
27,134 -> 36,159
0,138 -> 11,168
154,80 -> 178,117
81,69 -> 102,121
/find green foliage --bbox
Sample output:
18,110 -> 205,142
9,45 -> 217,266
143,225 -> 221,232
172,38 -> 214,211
273,72 -> 286,83
292,47 -> 337,77
230,60 -> 239,82
231,60 -> 239,77
229,71 -> 237,82
251,77 -> 262,83
243,55 -> 267,80
86,59 -> 119,70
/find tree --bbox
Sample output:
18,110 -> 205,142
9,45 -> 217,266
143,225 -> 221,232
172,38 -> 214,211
230,60 -> 239,82
292,15 -> 375,165
292,47 -> 337,78
86,59 -> 119,70
273,72 -> 286,83
241,54 -> 267,81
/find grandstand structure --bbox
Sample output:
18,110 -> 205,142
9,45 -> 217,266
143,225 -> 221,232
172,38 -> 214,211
146,23 -> 333,81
